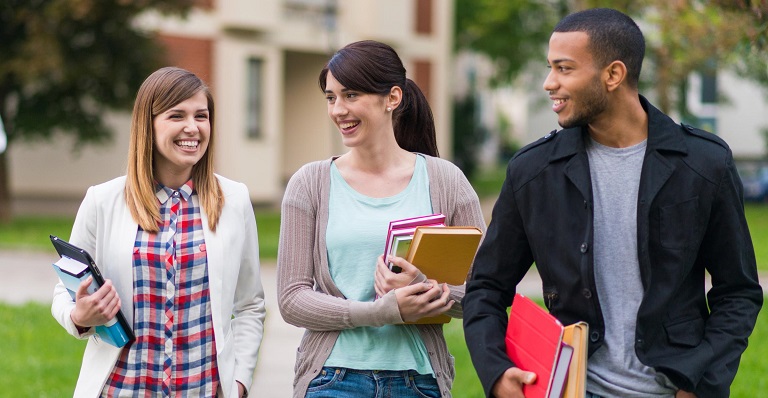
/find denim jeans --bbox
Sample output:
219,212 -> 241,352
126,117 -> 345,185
305,367 -> 440,398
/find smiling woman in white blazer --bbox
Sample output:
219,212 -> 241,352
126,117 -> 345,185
51,67 -> 265,398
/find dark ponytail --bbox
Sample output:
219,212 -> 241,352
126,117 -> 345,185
319,40 -> 439,157
394,79 -> 438,156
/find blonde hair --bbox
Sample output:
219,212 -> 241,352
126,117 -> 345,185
125,67 -> 223,233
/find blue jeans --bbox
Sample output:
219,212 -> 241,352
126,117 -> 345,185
305,367 -> 440,398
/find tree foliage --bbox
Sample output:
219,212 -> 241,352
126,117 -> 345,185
0,0 -> 194,221
456,0 -> 768,113
455,0 -> 564,86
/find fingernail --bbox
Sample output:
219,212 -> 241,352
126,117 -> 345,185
526,374 -> 535,383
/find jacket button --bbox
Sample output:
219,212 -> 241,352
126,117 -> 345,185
580,243 -> 588,253
582,288 -> 592,299
590,331 -> 600,343
636,338 -> 645,348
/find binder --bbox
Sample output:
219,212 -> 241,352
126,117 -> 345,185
505,293 -> 573,398
50,235 -> 135,348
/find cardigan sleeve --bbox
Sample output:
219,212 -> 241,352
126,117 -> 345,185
276,163 -> 404,331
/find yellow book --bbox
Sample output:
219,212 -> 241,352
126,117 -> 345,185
562,321 -> 589,398
404,226 -> 483,324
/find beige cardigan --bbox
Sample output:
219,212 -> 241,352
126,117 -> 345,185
277,155 -> 486,397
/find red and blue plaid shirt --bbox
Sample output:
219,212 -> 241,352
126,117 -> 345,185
103,180 -> 219,397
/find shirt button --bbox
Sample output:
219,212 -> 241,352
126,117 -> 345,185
590,331 -> 600,342
582,288 -> 592,299
580,243 -> 589,253
173,191 -> 180,197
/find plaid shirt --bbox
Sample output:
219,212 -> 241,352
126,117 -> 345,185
103,180 -> 219,397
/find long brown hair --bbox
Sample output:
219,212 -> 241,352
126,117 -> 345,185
318,40 -> 439,157
125,67 -> 223,232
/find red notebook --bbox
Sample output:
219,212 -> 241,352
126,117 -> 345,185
505,293 -> 574,398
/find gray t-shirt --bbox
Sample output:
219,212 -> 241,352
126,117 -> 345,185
585,137 -> 676,397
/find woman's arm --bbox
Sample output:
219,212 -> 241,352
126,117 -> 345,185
277,166 -> 404,331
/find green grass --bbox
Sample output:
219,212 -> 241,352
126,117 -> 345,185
0,209 -> 283,260
6,302 -> 763,397
0,216 -> 75,252
0,302 -> 85,397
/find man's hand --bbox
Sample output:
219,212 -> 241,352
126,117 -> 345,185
676,390 -> 696,398
70,276 -> 121,329
491,367 -> 537,398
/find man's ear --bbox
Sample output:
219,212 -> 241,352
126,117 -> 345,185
604,60 -> 627,92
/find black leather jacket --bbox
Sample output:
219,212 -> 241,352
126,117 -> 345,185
463,96 -> 762,398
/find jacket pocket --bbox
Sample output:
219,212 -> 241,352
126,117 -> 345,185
664,315 -> 704,347
659,197 -> 699,249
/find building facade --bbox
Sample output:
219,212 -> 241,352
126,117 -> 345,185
9,0 -> 454,212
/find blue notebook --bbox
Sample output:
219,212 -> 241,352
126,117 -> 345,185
51,235 -> 135,348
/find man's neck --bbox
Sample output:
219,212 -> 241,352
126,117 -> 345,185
588,93 -> 648,148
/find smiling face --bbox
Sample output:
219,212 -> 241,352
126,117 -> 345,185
152,90 -> 210,187
324,70 -> 393,149
543,31 -> 609,129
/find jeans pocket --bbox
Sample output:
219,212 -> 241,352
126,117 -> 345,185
408,374 -> 440,398
307,367 -> 342,392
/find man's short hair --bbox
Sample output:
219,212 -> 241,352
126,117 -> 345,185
554,8 -> 645,88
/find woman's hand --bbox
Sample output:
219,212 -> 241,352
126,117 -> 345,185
393,279 -> 453,323
70,276 -> 122,329
374,254 -> 427,297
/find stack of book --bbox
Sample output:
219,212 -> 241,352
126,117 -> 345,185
383,214 -> 483,324
505,293 -> 588,398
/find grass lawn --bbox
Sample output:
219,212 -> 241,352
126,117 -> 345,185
0,189 -> 766,395
5,300 -> 765,396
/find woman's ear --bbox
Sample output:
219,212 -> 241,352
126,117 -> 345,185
604,60 -> 627,92
388,85 -> 403,111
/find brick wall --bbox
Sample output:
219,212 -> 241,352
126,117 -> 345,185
157,34 -> 214,89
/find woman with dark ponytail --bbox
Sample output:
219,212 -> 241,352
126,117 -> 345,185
277,40 -> 485,398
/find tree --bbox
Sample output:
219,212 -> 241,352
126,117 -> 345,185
457,0 -> 768,116
455,0 -> 563,86
0,0 -> 194,222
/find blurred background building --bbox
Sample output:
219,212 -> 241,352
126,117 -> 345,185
8,0 -> 454,212
6,0 -> 768,215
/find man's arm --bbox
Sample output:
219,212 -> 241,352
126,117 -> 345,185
693,157 -> 763,396
463,164 -> 535,397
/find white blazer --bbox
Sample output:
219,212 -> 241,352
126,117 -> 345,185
51,175 -> 266,398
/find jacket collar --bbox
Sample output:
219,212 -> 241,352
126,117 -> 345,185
549,95 -> 688,163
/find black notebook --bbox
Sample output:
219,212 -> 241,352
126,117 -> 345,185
50,235 -> 135,347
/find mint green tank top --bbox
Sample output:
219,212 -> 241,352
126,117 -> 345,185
324,154 -> 434,374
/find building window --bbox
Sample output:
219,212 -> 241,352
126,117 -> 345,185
415,0 -> 433,35
246,58 -> 264,139
700,70 -> 717,104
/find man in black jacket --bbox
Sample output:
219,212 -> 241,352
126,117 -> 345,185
463,8 -> 762,398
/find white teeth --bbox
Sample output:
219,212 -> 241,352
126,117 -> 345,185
339,122 -> 359,129
554,99 -> 566,106
176,140 -> 198,148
